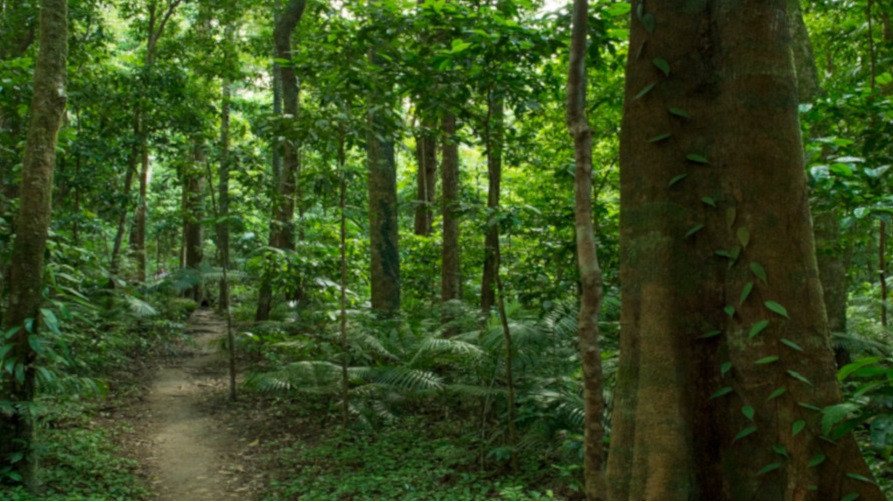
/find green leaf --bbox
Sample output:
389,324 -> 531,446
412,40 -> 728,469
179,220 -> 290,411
715,249 -> 732,258
669,107 -> 691,119
702,196 -> 716,207
741,405 -> 755,421
767,387 -> 787,400
450,39 -> 471,52
772,444 -> 789,458
648,133 -> 672,143
822,403 -> 858,436
653,58 -> 670,76
755,356 -> 779,365
699,329 -> 721,339
740,282 -> 754,305
40,308 -> 60,335
686,153 -> 709,164
724,305 -> 735,317
749,262 -> 768,283
710,386 -> 733,399
642,13 -> 655,33
634,82 -> 656,100
764,301 -> 789,319
799,402 -> 822,412
808,454 -> 826,468
733,425 -> 757,442
668,173 -> 688,187
792,419 -> 806,436
726,208 -> 736,229
737,227 -> 751,248
787,370 -> 813,386
780,338 -> 804,352
684,224 -> 704,238
605,2 -> 631,16
749,320 -> 770,338
877,72 -> 893,85
757,462 -> 781,476
841,493 -> 859,501
720,361 -> 732,376
846,473 -> 876,485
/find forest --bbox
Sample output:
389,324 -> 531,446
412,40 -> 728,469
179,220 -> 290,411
1,0 -> 892,499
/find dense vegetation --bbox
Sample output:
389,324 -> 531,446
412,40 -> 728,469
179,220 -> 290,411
1,0 -> 892,499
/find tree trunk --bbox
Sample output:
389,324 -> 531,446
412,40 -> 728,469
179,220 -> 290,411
480,97 -> 503,314
414,117 -> 437,236
605,3 -> 882,499
566,0 -> 606,498
441,113 -> 461,319
256,0 -> 307,321
0,0 -> 67,487
109,110 -> 140,279
367,5 -> 401,315
217,77 -> 232,311
183,142 -> 205,303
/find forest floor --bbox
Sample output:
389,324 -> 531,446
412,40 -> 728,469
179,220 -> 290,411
109,309 -> 272,501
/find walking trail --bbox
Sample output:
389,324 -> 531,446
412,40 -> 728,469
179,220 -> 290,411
139,308 -> 241,501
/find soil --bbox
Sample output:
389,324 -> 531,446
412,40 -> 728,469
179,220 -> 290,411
112,309 -> 264,501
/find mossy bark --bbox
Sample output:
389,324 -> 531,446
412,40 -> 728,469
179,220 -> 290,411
480,97 -> 503,314
605,3 -> 882,499
441,113 -> 461,313
414,117 -> 437,237
0,0 -> 67,488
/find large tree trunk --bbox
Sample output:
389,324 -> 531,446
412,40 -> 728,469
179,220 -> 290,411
441,113 -> 461,310
256,0 -> 306,321
480,97 -> 503,314
183,142 -> 205,303
0,0 -> 67,487
605,3 -> 881,499
367,4 -> 401,315
413,117 -> 437,236
566,0 -> 606,498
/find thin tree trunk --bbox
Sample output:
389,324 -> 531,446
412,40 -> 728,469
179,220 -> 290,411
217,75 -> 232,310
493,242 -> 517,473
441,113 -> 461,317
0,0 -> 67,487
339,133 -> 349,428
481,96 -> 503,314
183,142 -> 205,303
605,2 -> 882,499
414,117 -> 437,236
566,0 -> 606,497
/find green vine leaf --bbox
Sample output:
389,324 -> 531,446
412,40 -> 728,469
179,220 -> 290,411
726,207 -> 737,229
702,196 -> 716,208
710,386 -> 733,399
669,107 -> 691,119
634,82 -> 656,100
846,473 -> 875,485
780,338 -> 804,352
648,133 -> 672,143
757,462 -> 782,476
642,13 -> 655,33
737,227 -> 750,248
684,224 -> 704,238
842,494 -> 859,501
787,370 -> 813,386
636,2 -> 644,21
699,329 -> 721,339
729,246 -> 741,262
792,419 -> 806,436
772,444 -> 789,458
653,57 -> 670,76
686,153 -> 709,164
748,320 -> 769,338
668,173 -> 688,187
764,301 -> 790,319
733,425 -> 758,443
808,454 -> 826,468
755,355 -> 779,365
799,402 -> 822,412
739,282 -> 754,305
720,361 -> 732,377
741,405 -> 755,421
750,262 -> 768,283
723,305 -> 735,318
767,387 -> 786,400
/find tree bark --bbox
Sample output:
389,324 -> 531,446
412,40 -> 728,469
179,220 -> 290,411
566,0 -> 606,498
0,0 -> 67,487
183,142 -> 205,303
605,3 -> 882,499
414,117 -> 437,236
256,0 -> 307,321
480,97 -> 503,314
367,3 -> 401,315
217,76 -> 232,311
441,113 -> 461,315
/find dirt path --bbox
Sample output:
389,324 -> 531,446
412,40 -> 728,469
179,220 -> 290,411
142,309 -> 240,501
